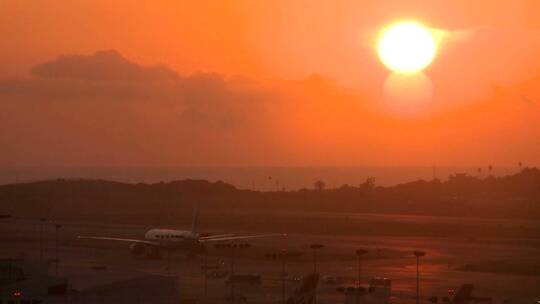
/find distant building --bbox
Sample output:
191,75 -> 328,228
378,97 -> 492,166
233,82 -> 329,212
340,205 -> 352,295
0,259 -> 180,304
0,258 -> 68,302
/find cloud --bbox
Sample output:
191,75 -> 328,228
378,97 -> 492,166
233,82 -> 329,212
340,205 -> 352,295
0,50 -> 282,165
3,51 -> 274,128
1,49 -> 540,167
31,50 -> 178,82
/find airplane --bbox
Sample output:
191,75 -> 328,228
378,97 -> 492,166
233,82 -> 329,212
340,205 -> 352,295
286,273 -> 319,304
451,284 -> 492,304
78,204 -> 285,258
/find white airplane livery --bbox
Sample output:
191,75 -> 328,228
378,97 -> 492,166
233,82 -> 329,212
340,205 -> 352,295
78,204 -> 285,258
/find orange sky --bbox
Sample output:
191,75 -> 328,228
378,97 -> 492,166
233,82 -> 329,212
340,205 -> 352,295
0,1 -> 539,167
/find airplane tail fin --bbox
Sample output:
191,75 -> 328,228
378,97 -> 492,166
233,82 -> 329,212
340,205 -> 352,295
286,273 -> 319,304
452,284 -> 474,304
191,202 -> 200,234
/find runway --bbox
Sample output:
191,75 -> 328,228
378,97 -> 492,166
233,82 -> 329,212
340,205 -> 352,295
1,213 -> 539,303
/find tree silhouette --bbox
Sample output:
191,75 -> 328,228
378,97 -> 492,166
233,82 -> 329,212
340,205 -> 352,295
360,177 -> 376,192
314,180 -> 326,191
3,168 -> 540,220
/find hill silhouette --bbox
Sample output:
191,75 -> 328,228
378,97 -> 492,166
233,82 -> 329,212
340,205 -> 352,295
1,168 -> 539,221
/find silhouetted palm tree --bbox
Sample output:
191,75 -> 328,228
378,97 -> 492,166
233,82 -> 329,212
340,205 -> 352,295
314,180 -> 326,191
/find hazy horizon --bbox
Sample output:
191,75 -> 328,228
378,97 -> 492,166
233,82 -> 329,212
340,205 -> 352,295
0,165 -> 522,190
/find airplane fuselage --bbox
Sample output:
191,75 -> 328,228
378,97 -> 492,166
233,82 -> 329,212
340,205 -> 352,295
144,228 -> 200,250
77,204 -> 284,258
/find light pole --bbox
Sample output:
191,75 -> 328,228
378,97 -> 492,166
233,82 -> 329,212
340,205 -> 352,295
215,242 -> 250,304
309,244 -> 324,304
167,247 -> 171,275
280,249 -> 288,304
230,243 -> 237,304
203,245 -> 208,302
413,250 -> 426,304
39,218 -> 46,261
355,249 -> 368,304
55,224 -> 62,277
309,244 -> 324,273
266,249 -> 296,304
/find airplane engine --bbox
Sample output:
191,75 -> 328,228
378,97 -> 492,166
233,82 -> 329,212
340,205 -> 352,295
130,243 -> 147,257
147,246 -> 161,259
130,243 -> 161,259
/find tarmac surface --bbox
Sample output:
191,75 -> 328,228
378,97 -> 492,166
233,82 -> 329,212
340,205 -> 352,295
1,213 -> 539,303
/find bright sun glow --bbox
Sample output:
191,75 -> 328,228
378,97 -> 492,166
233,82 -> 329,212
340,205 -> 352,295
378,21 -> 437,73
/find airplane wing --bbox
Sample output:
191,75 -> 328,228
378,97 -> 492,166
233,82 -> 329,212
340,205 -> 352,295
199,234 -> 236,240
453,284 -> 475,304
77,236 -> 160,246
199,233 -> 286,243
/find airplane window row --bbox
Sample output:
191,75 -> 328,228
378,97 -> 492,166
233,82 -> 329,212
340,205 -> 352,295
157,235 -> 184,239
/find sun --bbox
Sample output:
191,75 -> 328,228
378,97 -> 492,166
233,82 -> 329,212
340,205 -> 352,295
377,21 -> 437,73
